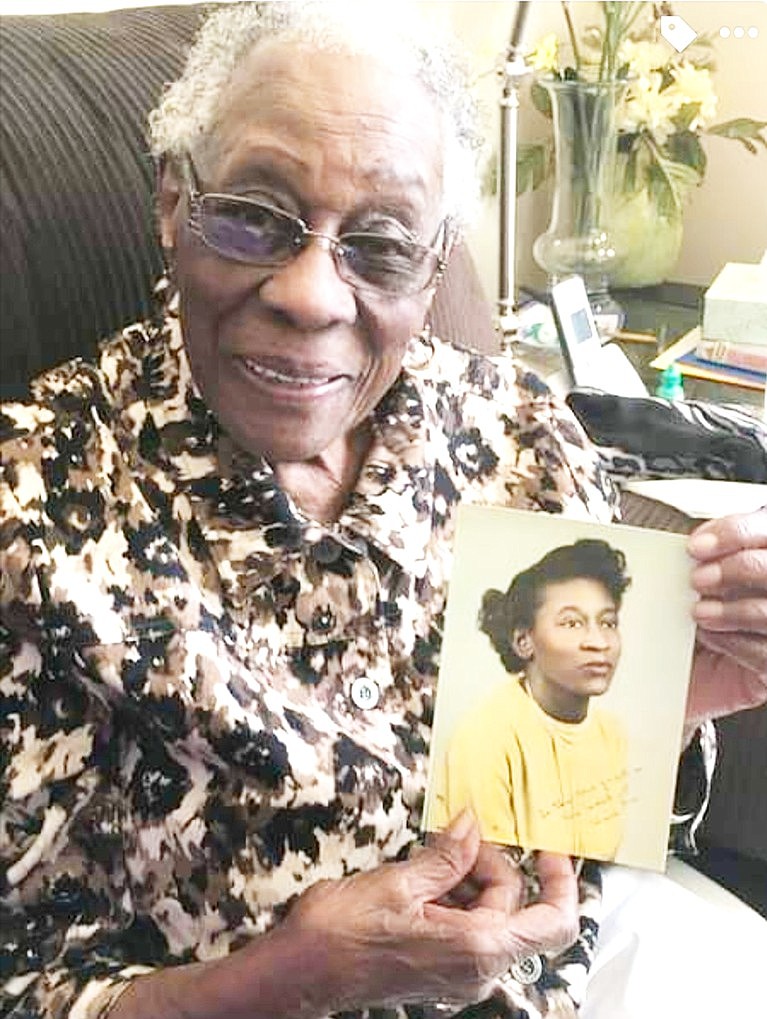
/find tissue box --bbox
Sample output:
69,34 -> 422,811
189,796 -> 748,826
703,262 -> 767,347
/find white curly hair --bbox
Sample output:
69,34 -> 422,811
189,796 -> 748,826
147,0 -> 484,229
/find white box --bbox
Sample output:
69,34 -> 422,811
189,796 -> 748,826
702,262 -> 767,347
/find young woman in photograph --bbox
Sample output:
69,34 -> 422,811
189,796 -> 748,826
432,539 -> 631,861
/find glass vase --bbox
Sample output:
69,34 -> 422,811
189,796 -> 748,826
533,78 -> 627,337
607,164 -> 685,287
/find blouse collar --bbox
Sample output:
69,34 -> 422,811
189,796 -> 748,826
101,286 -> 436,574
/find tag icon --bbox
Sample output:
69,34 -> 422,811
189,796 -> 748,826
660,15 -> 698,53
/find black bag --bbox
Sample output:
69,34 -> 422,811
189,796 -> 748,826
566,389 -> 767,483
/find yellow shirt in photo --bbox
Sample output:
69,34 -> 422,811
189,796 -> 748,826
429,677 -> 629,861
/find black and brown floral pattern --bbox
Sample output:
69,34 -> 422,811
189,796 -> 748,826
0,294 -> 707,1018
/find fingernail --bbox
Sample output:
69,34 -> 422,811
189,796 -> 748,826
688,531 -> 718,557
447,807 -> 475,841
694,599 -> 723,620
693,563 -> 721,588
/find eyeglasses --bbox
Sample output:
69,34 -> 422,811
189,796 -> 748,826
181,155 -> 450,298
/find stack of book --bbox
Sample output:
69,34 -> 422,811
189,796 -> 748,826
651,261 -> 767,391
694,337 -> 767,375
651,326 -> 767,391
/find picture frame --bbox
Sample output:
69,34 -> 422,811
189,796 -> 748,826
423,505 -> 697,871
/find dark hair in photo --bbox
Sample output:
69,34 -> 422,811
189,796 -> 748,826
479,539 -> 632,674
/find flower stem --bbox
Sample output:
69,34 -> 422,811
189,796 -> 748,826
600,1 -> 647,81
561,1 -> 581,74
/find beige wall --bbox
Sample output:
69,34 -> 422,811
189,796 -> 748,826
420,0 -> 767,304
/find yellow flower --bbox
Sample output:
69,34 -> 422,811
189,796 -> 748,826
527,33 -> 559,73
668,62 -> 718,129
618,39 -> 670,81
618,72 -> 680,142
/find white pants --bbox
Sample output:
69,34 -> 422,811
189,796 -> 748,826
582,858 -> 767,1018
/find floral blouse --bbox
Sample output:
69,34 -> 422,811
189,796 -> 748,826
0,293 -> 706,1018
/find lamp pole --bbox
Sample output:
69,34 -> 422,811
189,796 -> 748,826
497,1 -> 531,353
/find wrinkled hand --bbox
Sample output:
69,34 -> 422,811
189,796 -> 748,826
281,809 -> 578,1013
686,507 -> 767,730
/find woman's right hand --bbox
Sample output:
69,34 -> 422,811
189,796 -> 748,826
274,808 -> 578,1014
111,810 -> 577,1019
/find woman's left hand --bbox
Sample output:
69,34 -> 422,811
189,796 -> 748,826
686,507 -> 767,730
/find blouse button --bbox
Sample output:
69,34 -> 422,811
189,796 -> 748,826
511,954 -> 543,985
311,606 -> 335,634
350,677 -> 381,710
311,536 -> 343,564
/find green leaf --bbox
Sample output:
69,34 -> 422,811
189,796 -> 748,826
616,137 -> 643,193
516,142 -> 551,195
672,102 -> 702,133
618,147 -> 639,192
646,165 -> 677,219
707,117 -> 767,152
530,81 -> 553,118
646,155 -> 700,218
658,66 -> 674,92
666,131 -> 707,177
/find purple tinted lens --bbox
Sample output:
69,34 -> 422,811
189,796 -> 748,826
201,197 -> 295,262
341,234 -> 433,292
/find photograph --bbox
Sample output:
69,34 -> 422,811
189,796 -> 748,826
424,506 -> 697,871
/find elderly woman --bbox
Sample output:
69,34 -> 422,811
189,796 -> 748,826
0,4 -> 765,1019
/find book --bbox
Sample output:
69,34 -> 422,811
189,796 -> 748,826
695,339 -> 767,374
422,506 -> 696,872
651,327 -> 766,391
